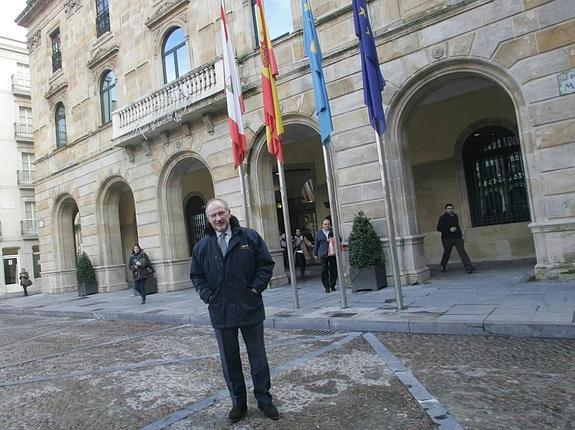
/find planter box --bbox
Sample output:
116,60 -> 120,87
350,264 -> 387,292
131,277 -> 158,295
78,281 -> 98,296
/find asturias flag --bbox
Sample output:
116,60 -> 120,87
352,0 -> 386,135
255,0 -> 285,163
301,0 -> 333,146
220,0 -> 247,168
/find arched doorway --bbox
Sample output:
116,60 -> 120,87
389,68 -> 535,270
52,194 -> 81,293
160,153 -> 214,261
251,119 -> 331,285
97,177 -> 138,290
185,195 -> 207,255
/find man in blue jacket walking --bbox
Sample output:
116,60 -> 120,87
190,198 -> 279,423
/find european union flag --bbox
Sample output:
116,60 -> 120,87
301,0 -> 333,146
352,0 -> 386,135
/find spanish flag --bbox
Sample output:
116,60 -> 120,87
255,0 -> 284,163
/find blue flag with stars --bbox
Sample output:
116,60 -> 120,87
301,0 -> 333,146
352,0 -> 386,135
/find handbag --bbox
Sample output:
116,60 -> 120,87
327,237 -> 336,257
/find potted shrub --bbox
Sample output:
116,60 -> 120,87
348,211 -> 387,292
76,252 -> 98,296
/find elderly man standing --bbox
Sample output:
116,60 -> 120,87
190,198 -> 279,423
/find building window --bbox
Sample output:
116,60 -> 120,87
252,0 -> 294,44
18,107 -> 33,135
33,245 -> 41,279
162,27 -> 190,83
55,103 -> 67,147
96,0 -> 110,37
100,70 -> 117,124
50,29 -> 62,72
463,126 -> 530,227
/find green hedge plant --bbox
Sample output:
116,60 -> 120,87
348,211 -> 383,269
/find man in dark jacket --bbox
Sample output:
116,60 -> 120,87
314,217 -> 337,293
437,203 -> 474,273
190,198 -> 279,423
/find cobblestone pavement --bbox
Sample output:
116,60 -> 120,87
378,333 -> 575,430
3,314 -> 572,430
0,315 -> 434,429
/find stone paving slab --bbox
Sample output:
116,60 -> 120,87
0,261 -> 574,338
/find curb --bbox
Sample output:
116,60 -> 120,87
1,307 -> 573,339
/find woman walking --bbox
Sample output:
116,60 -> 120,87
128,244 -> 152,304
19,268 -> 32,297
292,228 -> 312,280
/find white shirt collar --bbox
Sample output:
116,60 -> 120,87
216,226 -> 232,239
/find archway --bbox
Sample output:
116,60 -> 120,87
250,118 -> 331,284
386,60 -> 536,277
98,178 -> 138,270
54,195 -> 80,271
160,152 -> 214,260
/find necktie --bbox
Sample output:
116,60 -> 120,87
219,232 -> 228,255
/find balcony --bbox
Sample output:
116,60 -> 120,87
11,74 -> 31,96
17,170 -> 35,188
14,122 -> 33,141
21,219 -> 38,238
112,58 -> 224,147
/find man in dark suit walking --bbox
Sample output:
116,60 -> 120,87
437,203 -> 475,274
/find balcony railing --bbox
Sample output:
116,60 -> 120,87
52,50 -> 62,73
112,59 -> 223,145
11,74 -> 31,91
17,170 -> 35,187
96,10 -> 110,37
21,219 -> 38,237
14,122 -> 33,139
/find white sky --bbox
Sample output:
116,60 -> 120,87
1,0 -> 28,41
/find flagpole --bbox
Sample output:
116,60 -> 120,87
238,164 -> 250,228
322,145 -> 348,309
374,131 -> 404,310
276,159 -> 300,309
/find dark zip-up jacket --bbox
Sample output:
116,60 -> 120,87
437,213 -> 463,239
190,216 -> 274,329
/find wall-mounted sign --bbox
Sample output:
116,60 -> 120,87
558,69 -> 575,96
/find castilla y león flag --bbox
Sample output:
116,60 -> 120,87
255,0 -> 285,163
220,0 -> 247,168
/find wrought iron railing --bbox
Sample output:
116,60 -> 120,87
96,10 -> 110,37
11,74 -> 31,90
20,219 -> 38,236
17,170 -> 35,186
52,50 -> 62,72
14,122 -> 33,139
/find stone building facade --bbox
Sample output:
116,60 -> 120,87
0,36 -> 41,296
16,0 -> 575,294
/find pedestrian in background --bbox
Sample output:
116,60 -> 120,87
314,217 -> 337,293
292,228 -> 312,280
19,268 -> 32,297
437,203 -> 475,274
190,198 -> 279,423
129,244 -> 152,304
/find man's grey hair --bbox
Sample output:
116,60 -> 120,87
205,198 -> 230,216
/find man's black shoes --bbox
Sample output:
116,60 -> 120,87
467,266 -> 475,274
440,266 -> 446,273
260,404 -> 279,420
228,405 -> 247,423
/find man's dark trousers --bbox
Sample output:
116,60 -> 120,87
320,256 -> 337,290
214,322 -> 272,408
441,238 -> 473,270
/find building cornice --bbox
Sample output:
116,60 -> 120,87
15,0 -> 51,28
145,0 -> 190,30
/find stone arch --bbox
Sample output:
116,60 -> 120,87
96,175 -> 137,267
248,113 -> 335,284
384,58 -> 537,275
52,193 -> 80,271
157,150 -> 214,260
385,58 -> 538,238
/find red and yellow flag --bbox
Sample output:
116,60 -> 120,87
255,0 -> 284,163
